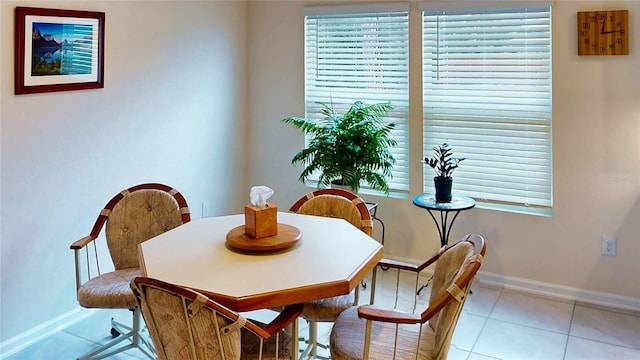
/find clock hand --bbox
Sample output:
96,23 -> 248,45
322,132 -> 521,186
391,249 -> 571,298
600,17 -> 623,34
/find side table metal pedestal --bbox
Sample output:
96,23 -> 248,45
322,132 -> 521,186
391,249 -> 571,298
412,193 -> 475,294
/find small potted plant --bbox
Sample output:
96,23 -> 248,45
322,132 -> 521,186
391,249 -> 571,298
423,143 -> 465,202
283,101 -> 397,194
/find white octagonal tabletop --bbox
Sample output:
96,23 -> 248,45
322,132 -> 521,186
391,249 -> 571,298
138,212 -> 383,311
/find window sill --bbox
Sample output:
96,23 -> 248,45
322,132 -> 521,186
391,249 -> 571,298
474,201 -> 552,218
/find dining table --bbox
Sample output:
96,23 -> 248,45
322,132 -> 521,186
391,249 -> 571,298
137,211 -> 384,357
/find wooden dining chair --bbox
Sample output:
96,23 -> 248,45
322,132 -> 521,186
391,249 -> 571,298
70,183 -> 191,359
329,234 -> 486,360
131,277 -> 303,360
289,188 -> 373,359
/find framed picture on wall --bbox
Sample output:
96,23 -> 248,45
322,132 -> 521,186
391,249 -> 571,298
14,7 -> 105,95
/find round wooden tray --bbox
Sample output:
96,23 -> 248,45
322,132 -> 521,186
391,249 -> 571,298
226,224 -> 301,251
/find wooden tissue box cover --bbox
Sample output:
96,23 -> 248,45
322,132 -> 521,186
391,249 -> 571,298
244,203 -> 278,238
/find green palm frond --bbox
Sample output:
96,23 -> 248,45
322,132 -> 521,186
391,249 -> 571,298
283,100 -> 397,194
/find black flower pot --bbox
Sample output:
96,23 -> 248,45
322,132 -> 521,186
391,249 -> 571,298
434,176 -> 453,203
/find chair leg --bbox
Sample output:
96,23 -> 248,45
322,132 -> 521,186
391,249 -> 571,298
309,321 -> 318,357
130,308 -> 156,359
290,317 -> 299,360
76,308 -> 155,360
298,320 -> 331,360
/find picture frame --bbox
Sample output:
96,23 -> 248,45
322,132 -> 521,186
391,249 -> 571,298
14,7 -> 105,95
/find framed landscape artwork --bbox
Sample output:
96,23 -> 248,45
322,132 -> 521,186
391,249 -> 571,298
14,7 -> 105,95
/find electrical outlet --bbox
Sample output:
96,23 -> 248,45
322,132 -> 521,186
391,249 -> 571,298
601,236 -> 616,256
201,202 -> 211,218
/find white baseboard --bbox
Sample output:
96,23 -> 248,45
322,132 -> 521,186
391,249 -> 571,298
0,307 -> 96,359
478,271 -> 640,313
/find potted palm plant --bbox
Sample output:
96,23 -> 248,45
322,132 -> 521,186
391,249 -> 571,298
423,143 -> 465,202
283,101 -> 396,194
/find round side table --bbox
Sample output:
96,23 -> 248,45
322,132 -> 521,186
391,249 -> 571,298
412,193 -> 476,248
413,193 -> 475,294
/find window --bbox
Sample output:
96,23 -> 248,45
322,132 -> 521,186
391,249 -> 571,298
304,4 -> 410,196
421,3 -> 553,214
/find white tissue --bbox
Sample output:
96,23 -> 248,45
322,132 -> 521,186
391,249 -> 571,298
250,186 -> 274,208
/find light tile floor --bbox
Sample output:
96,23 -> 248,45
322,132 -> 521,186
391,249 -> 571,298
6,270 -> 640,360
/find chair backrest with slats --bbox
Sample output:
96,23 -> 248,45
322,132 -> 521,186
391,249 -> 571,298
132,277 -> 245,360
330,234 -> 485,360
90,183 -> 190,270
427,234 -> 484,360
289,188 -> 372,236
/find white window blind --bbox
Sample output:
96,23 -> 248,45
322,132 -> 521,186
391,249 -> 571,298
422,5 -> 552,209
304,4 -> 410,195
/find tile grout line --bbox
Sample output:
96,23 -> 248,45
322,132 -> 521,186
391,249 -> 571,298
562,301 -> 577,360
464,286 -> 504,359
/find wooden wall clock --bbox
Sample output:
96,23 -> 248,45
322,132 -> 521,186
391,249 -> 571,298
578,10 -> 629,55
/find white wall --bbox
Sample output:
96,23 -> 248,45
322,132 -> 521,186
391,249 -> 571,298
2,0 -> 639,346
247,0 -> 640,302
0,0 -> 248,341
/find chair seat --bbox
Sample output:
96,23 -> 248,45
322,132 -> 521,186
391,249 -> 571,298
302,293 -> 354,322
78,268 -> 141,309
330,306 -> 436,360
